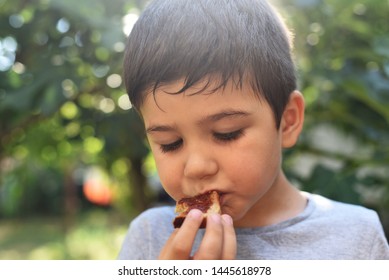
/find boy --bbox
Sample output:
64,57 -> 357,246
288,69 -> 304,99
118,0 -> 389,259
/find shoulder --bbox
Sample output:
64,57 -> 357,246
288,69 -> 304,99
129,206 -> 176,233
117,206 -> 176,260
302,192 -> 389,259
132,206 -> 176,223
306,192 -> 380,225
305,192 -> 388,246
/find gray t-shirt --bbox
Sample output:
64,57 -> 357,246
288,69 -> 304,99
117,192 -> 389,259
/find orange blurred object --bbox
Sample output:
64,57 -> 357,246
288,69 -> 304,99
83,179 -> 112,206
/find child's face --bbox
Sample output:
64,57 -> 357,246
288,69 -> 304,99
140,79 -> 287,227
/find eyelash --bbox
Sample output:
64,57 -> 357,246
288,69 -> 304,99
214,129 -> 244,142
159,130 -> 244,153
160,139 -> 183,153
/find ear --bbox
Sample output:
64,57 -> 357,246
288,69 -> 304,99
280,91 -> 305,148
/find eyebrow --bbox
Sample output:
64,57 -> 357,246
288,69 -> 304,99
146,109 -> 250,134
146,124 -> 176,134
198,109 -> 250,124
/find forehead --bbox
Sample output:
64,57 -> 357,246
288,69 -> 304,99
139,78 -> 268,127
140,77 -> 261,112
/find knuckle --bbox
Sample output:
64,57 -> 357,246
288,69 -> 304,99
193,250 -> 220,260
171,242 -> 190,256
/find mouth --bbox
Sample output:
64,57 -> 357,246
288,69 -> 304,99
218,192 -> 227,207
208,190 -> 226,208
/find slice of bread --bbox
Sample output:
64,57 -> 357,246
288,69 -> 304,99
173,190 -> 221,228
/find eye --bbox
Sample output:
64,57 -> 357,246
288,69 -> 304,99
213,129 -> 244,142
159,139 -> 183,153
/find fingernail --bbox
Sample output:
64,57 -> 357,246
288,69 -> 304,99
210,214 -> 221,224
188,209 -> 203,220
222,214 -> 233,225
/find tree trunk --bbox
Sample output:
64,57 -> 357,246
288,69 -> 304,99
63,167 -> 78,231
130,158 -> 150,213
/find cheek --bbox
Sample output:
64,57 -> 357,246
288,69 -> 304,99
228,135 -> 282,190
153,155 -> 183,201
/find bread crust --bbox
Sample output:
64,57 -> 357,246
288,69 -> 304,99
173,190 -> 221,228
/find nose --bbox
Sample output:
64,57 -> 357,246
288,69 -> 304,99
183,147 -> 218,180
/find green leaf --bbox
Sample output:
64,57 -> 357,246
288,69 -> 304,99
374,36 -> 389,58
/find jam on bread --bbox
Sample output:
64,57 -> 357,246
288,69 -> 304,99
173,190 -> 221,228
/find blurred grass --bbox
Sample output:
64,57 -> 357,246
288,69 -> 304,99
0,210 -> 128,260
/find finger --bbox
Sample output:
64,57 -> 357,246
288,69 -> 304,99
193,213 -> 224,260
221,214 -> 236,259
159,209 -> 203,259
158,228 -> 179,259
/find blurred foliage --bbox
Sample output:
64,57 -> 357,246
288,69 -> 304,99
279,0 -> 389,220
0,0 -> 152,219
0,0 -> 388,255
0,210 -> 127,259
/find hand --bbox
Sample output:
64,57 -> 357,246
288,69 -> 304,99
159,209 -> 236,260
